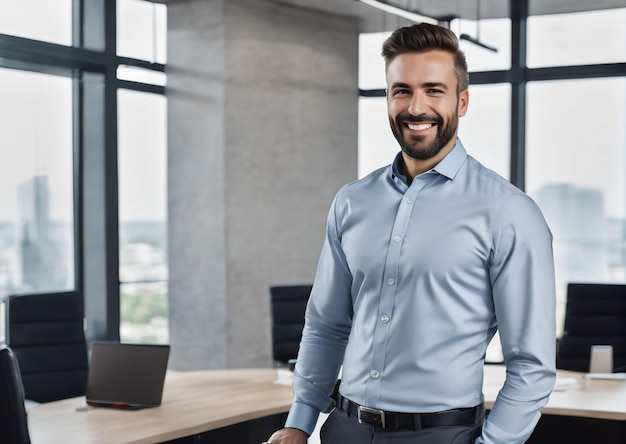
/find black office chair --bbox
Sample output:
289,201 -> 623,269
4,291 -> 89,403
0,345 -> 32,444
269,285 -> 312,367
557,283 -> 626,373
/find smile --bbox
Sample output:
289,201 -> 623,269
406,123 -> 434,131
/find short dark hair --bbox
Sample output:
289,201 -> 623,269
382,23 -> 469,94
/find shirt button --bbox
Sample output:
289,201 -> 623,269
393,236 -> 401,243
380,315 -> 390,323
370,370 -> 380,379
386,278 -> 395,286
405,197 -> 413,204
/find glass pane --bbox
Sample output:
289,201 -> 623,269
528,8 -> 626,68
358,96 -> 400,178
526,78 -> 626,334
120,281 -> 168,344
117,65 -> 166,86
458,83 -> 510,179
118,89 -> 168,344
0,67 -> 75,296
117,0 -> 167,64
452,18 -> 511,72
0,0 -> 72,45
359,31 -> 390,90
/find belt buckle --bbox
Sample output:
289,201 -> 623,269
358,405 -> 386,428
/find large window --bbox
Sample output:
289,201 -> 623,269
118,90 -> 168,344
0,0 -> 167,344
0,68 -> 74,297
526,8 -> 626,332
116,0 -> 168,344
526,77 -> 626,331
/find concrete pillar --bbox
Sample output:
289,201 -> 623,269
167,0 -> 358,370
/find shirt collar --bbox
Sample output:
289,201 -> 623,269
433,139 -> 467,180
390,139 -> 468,182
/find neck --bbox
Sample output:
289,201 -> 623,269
401,139 -> 456,181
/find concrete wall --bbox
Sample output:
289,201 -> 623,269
167,0 -> 359,370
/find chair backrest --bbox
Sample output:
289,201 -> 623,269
269,285 -> 312,366
4,291 -> 89,403
0,345 -> 32,444
557,283 -> 626,372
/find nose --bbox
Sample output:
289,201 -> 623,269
408,93 -> 426,116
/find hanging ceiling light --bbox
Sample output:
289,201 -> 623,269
356,0 -> 438,25
357,0 -> 498,52
459,0 -> 498,52
459,33 -> 498,52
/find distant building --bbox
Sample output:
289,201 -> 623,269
534,183 -> 608,292
19,175 -> 67,291
0,223 -> 19,296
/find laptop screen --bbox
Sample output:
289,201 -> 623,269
86,342 -> 170,409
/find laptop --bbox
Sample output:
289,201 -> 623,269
86,342 -> 170,409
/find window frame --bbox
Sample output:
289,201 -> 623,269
0,0 -> 165,342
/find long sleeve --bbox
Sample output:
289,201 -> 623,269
284,192 -> 353,436
284,142 -> 558,441
477,193 -> 557,444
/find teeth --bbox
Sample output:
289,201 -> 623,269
408,123 -> 432,131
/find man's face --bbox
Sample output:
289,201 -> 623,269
386,50 -> 468,161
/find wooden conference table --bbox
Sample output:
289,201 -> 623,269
27,366 -> 626,444
27,369 -> 294,444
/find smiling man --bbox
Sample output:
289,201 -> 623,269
386,47 -> 468,179
264,23 -> 556,444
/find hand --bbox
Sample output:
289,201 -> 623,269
262,427 -> 308,444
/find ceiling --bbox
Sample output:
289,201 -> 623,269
276,0 -> 626,32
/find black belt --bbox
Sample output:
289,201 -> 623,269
336,393 -> 482,430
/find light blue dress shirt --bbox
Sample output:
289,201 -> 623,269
285,140 -> 557,444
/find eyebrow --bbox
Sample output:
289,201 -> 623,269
389,81 -> 450,91
422,82 -> 449,91
389,82 -> 411,90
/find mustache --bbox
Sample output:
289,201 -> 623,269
400,113 -> 443,124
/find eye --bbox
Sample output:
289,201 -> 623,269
393,89 -> 410,96
428,88 -> 444,95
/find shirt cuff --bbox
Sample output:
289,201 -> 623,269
284,401 -> 321,437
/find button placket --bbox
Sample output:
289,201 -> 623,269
365,189 -> 419,407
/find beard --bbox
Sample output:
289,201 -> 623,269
389,110 -> 459,160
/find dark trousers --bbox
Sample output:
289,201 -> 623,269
320,406 -> 485,444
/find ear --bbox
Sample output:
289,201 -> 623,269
457,89 -> 469,117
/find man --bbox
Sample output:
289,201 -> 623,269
264,23 -> 556,444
